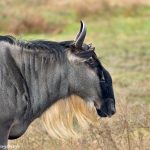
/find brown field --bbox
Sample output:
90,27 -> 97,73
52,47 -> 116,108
9,99 -> 150,150
0,0 -> 150,34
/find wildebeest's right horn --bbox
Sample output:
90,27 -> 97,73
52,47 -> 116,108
75,20 -> 86,49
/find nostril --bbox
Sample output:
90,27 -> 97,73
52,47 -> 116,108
108,104 -> 116,116
111,107 -> 116,115
107,98 -> 116,116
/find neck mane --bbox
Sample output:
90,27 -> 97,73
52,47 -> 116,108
0,35 -> 72,120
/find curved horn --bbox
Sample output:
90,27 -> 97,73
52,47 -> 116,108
75,20 -> 86,49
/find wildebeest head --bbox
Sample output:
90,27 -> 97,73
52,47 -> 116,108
68,21 -> 116,117
41,21 -> 116,139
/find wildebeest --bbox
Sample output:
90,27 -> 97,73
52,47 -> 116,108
0,21 -> 115,149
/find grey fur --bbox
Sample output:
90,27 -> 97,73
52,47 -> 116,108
0,36 -> 101,148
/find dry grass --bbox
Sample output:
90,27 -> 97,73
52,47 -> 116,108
8,93 -> 150,150
0,1 -> 66,34
1,0 -> 150,150
0,0 -> 150,34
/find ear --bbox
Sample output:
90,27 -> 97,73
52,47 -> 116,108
74,20 -> 86,49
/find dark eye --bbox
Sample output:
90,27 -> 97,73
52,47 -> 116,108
88,57 -> 94,63
85,57 -> 96,68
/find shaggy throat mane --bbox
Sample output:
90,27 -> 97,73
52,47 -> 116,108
41,95 -> 99,139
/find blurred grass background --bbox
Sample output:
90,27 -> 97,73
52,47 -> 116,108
1,0 -> 149,149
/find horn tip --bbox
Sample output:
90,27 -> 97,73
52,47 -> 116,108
80,20 -> 84,26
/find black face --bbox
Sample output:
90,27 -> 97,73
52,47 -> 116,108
96,67 -> 116,117
74,43 -> 116,117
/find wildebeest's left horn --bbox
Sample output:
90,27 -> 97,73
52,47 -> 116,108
75,20 -> 86,49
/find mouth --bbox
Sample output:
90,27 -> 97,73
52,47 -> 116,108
96,98 -> 116,117
94,100 -> 101,110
